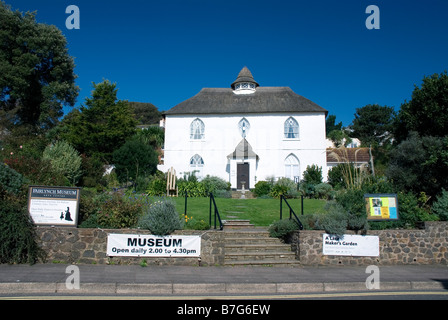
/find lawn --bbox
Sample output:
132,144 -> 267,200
172,196 -> 327,227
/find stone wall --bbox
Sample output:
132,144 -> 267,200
36,227 -> 224,266
292,221 -> 448,266
36,222 -> 448,266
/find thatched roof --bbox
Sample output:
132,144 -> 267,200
165,86 -> 327,115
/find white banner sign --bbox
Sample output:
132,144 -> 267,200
322,233 -> 379,257
107,234 -> 201,257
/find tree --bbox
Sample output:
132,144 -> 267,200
60,80 -> 137,162
42,140 -> 82,185
350,104 -> 396,147
112,139 -> 158,184
0,2 -> 78,131
394,71 -> 448,142
325,114 -> 342,136
128,102 -> 162,125
386,132 -> 448,199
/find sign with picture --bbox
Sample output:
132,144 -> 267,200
364,193 -> 399,221
107,234 -> 201,258
28,186 -> 81,226
322,233 -> 379,257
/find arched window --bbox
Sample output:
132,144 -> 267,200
238,118 -> 250,138
190,154 -> 204,179
284,117 -> 299,139
190,118 -> 205,140
284,154 -> 300,182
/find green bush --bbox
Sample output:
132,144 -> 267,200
201,175 -> 230,194
314,183 -> 335,200
138,199 -> 184,235
268,219 -> 300,241
432,189 -> 448,221
254,181 -> 272,198
0,190 -> 46,264
146,175 -> 167,196
178,180 -> 206,197
0,163 -> 24,195
42,140 -> 82,185
96,193 -> 143,228
270,178 -> 298,198
303,164 -> 323,185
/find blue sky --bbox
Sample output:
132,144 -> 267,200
6,0 -> 448,126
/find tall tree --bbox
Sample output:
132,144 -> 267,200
350,104 -> 396,147
0,2 -> 78,131
60,80 -> 137,162
394,71 -> 448,142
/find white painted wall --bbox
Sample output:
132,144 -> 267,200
159,112 -> 327,188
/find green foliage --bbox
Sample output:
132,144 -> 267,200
112,139 -> 158,183
0,2 -> 78,131
314,183 -> 334,200
302,165 -> 323,185
315,202 -> 349,236
184,214 -> 209,230
268,219 -> 300,241
138,199 -> 184,235
60,80 -> 137,162
146,173 -> 167,197
178,180 -> 207,197
96,193 -> 144,229
42,140 -> 82,185
0,163 -> 24,194
432,189 -> 448,221
254,180 -> 273,198
128,102 -> 162,125
395,71 -> 448,142
201,175 -> 230,194
350,104 -> 395,147
0,186 -> 46,264
386,132 -> 448,199
270,177 -> 298,198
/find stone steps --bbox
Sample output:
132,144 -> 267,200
222,226 -> 299,266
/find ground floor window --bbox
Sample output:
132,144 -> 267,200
285,154 -> 300,182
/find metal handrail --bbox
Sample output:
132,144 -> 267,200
280,195 -> 304,230
209,192 -> 223,230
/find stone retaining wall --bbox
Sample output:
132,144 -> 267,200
36,222 -> 448,266
36,227 -> 224,266
291,221 -> 448,265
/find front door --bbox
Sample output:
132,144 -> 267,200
237,163 -> 250,190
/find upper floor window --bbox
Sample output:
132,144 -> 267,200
190,118 -> 205,140
238,118 -> 250,138
284,117 -> 299,139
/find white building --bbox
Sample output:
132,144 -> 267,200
159,67 -> 328,189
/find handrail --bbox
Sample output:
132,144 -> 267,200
280,195 -> 304,230
209,192 -> 223,230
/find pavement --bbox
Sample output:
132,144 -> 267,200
0,263 -> 447,297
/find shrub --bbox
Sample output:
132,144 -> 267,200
178,180 -> 206,197
315,202 -> 349,236
146,175 -> 167,197
0,191 -> 46,264
184,214 -> 209,230
42,140 -> 82,185
254,181 -> 272,198
96,193 -> 143,228
270,178 -> 298,198
303,164 -> 323,185
201,175 -> 230,194
268,219 -> 300,242
432,189 -> 448,221
0,163 -> 24,195
314,183 -> 334,200
138,199 -> 184,235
